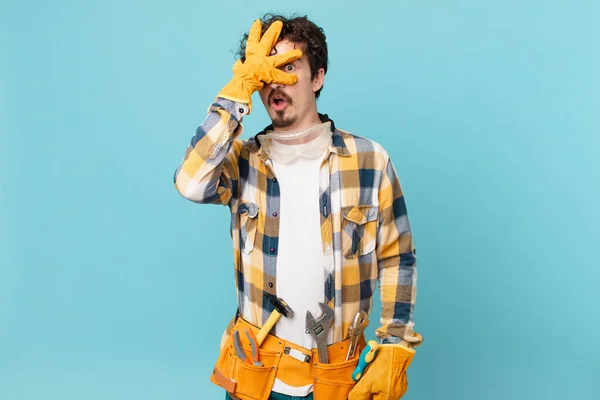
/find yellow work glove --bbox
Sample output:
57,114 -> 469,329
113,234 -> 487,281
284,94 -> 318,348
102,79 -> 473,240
218,19 -> 303,114
348,343 -> 416,400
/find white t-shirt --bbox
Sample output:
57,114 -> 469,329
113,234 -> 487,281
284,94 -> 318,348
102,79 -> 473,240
269,153 -> 329,396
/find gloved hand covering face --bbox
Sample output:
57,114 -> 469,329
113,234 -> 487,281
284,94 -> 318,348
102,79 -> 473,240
348,343 -> 416,400
218,19 -> 303,114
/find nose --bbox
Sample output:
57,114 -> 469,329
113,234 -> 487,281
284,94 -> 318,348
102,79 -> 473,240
269,82 -> 284,90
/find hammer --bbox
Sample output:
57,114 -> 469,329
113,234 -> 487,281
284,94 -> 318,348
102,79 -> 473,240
255,293 -> 294,346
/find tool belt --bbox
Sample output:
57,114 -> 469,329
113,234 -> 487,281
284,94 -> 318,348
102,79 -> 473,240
210,316 -> 366,400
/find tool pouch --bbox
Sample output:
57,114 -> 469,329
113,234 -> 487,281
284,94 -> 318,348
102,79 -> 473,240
210,316 -> 364,400
312,357 -> 359,400
211,329 -> 279,400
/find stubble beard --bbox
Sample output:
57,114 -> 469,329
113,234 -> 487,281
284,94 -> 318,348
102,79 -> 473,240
271,110 -> 297,128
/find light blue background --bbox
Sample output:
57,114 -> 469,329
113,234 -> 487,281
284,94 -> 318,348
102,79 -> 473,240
1,0 -> 599,399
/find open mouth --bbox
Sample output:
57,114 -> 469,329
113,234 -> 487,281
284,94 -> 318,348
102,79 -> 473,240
271,94 -> 289,111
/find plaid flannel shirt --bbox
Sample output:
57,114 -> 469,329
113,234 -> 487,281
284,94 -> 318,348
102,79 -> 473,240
174,99 -> 422,346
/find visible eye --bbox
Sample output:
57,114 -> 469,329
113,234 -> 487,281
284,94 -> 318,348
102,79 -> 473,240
284,64 -> 295,72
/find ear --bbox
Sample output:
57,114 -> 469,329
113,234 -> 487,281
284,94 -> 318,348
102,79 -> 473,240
312,68 -> 325,93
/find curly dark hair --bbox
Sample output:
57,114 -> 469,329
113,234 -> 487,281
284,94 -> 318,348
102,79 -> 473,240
237,14 -> 328,98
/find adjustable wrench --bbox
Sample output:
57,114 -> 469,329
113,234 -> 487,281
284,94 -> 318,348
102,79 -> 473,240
346,310 -> 369,360
305,302 -> 334,364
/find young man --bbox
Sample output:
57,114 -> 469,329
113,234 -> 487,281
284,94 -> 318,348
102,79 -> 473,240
174,14 -> 422,400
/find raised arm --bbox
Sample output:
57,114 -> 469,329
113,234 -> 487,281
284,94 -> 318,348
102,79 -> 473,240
173,100 -> 245,206
174,19 -> 302,206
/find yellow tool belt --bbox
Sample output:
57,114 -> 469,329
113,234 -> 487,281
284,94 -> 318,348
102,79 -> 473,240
211,316 -> 366,400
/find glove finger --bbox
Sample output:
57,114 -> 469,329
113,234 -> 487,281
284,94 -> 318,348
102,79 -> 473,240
269,68 -> 298,86
245,19 -> 262,56
348,378 -> 373,400
270,49 -> 303,68
258,20 -> 283,55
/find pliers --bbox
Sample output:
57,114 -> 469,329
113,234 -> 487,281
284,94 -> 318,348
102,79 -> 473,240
233,328 -> 264,367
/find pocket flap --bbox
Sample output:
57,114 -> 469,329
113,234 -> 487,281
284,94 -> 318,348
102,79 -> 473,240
342,205 -> 378,225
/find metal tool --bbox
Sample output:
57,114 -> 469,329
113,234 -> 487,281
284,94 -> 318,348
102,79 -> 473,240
256,293 -> 294,346
352,340 -> 380,381
233,330 -> 252,364
346,310 -> 369,360
245,328 -> 264,366
305,302 -> 334,364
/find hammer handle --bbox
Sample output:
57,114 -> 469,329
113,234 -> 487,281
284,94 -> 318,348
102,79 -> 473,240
255,309 -> 282,346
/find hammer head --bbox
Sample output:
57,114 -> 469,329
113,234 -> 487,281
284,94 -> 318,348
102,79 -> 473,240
265,292 -> 294,318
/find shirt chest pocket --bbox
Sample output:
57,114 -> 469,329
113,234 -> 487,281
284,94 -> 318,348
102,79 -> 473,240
238,202 -> 259,255
341,205 -> 379,259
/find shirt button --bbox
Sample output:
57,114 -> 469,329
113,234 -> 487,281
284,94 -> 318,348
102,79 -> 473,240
268,282 -> 273,288
269,247 -> 275,253
272,212 -> 278,217
272,178 -> 277,183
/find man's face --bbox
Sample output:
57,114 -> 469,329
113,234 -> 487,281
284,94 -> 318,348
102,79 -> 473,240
259,39 -> 324,130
